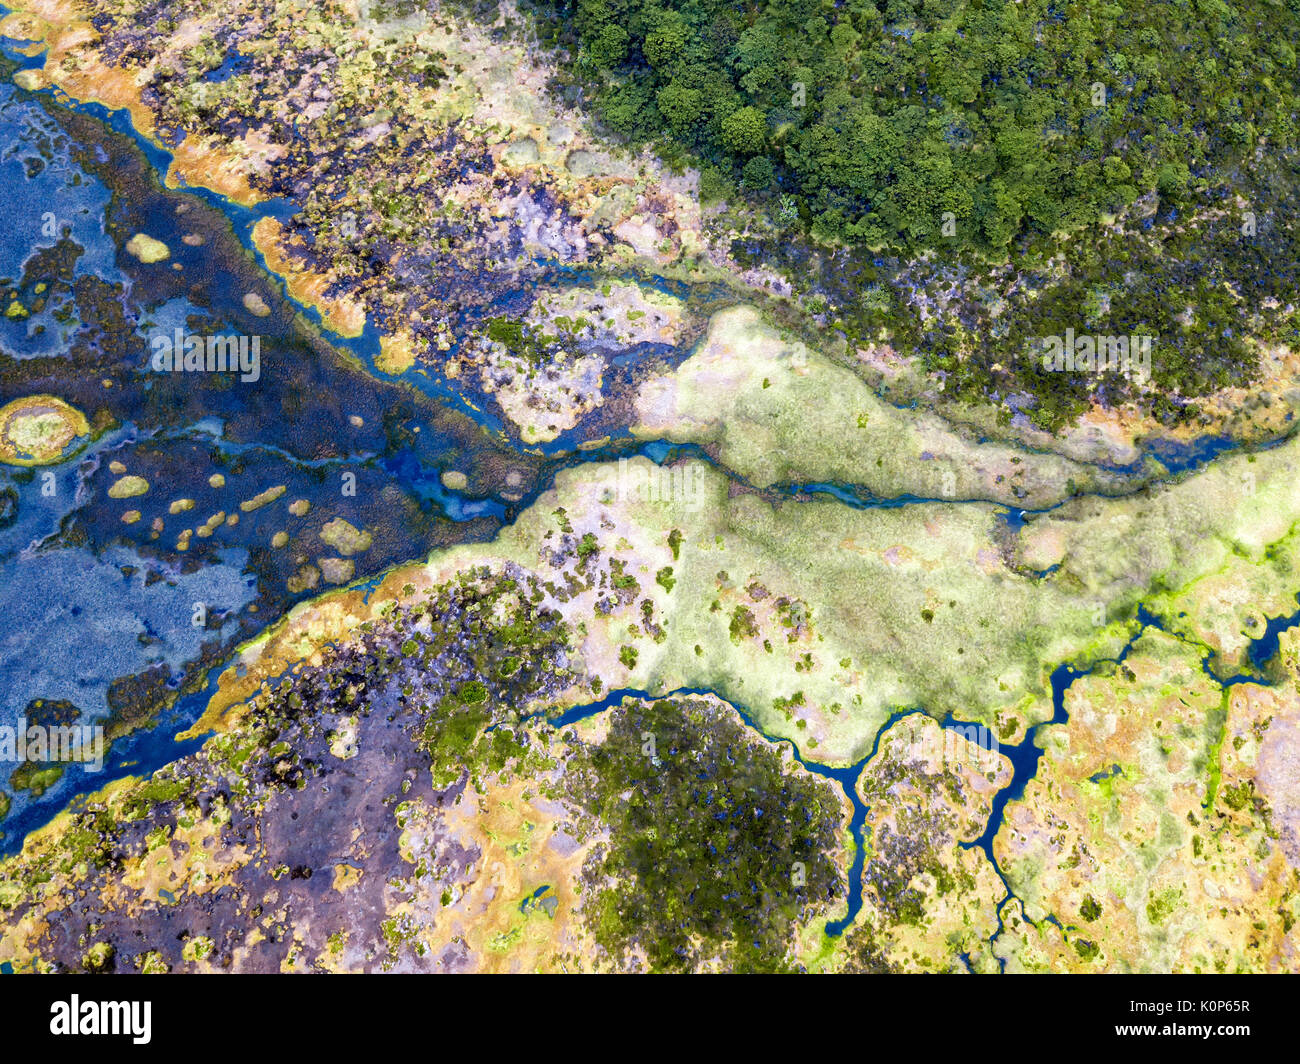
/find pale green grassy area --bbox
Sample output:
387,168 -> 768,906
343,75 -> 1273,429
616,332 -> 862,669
634,305 -> 1153,509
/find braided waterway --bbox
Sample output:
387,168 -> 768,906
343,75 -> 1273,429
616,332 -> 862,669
3,27 -> 1298,971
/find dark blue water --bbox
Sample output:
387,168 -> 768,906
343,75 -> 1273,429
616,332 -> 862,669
1144,434 -> 1237,475
1246,594 -> 1300,672
791,483 -> 947,510
0,664 -> 221,849
518,884 -> 553,913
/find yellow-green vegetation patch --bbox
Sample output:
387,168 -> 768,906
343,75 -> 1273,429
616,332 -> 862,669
634,306 -> 1143,509
0,395 -> 90,467
125,233 -> 170,263
216,430 -> 1300,768
995,628 -> 1299,972
351,458 -> 1102,761
108,475 -> 150,499
239,484 -> 287,512
242,292 -> 271,317
319,518 -> 372,556
196,512 -> 226,538
376,332 -> 417,375
525,282 -> 686,348
318,557 -> 355,584
1017,439 -> 1300,671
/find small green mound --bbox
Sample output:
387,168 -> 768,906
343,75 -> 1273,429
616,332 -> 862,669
565,696 -> 844,972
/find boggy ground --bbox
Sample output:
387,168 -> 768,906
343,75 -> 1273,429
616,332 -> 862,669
5,431 -> 1300,970
7,0 -> 1298,459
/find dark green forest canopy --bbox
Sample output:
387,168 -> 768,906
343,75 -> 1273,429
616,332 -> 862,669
564,698 -> 845,971
540,0 -> 1294,250
525,0 -> 1300,429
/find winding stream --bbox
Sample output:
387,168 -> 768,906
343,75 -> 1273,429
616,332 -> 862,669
3,25 -> 1300,967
